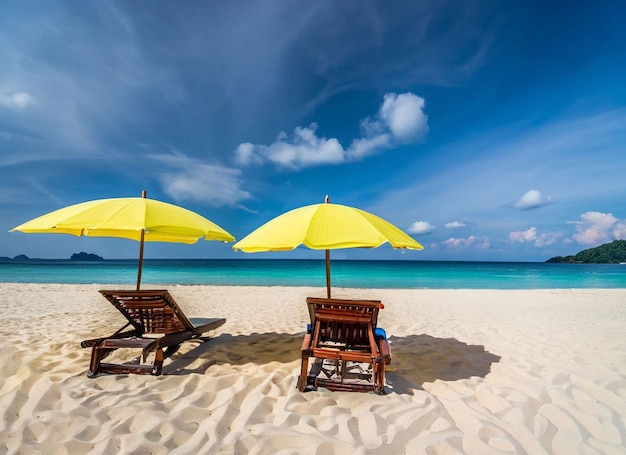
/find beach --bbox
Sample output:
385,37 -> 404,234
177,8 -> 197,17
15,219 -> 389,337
1,284 -> 625,454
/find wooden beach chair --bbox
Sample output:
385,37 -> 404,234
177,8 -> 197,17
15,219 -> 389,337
81,289 -> 226,377
298,297 -> 391,394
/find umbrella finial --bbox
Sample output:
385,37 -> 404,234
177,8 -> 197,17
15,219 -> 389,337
142,190 -> 147,198
324,195 -> 329,203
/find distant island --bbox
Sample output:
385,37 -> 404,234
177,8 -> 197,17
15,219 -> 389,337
0,252 -> 104,261
0,254 -> 31,261
70,252 -> 104,261
546,240 -> 626,263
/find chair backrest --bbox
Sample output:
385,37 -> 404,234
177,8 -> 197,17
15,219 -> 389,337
306,297 -> 383,327
100,290 -> 194,335
306,297 -> 384,349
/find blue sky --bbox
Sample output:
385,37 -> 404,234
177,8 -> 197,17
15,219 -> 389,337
1,0 -> 625,262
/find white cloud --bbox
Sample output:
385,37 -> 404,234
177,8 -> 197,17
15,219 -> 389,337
570,211 -> 623,245
512,189 -> 551,210
408,221 -> 436,234
509,227 -> 537,243
234,143 -> 264,166
236,92 -> 428,169
509,227 -> 561,247
0,91 -> 35,109
442,236 -> 490,249
379,92 -> 429,143
235,124 -> 344,169
534,232 -> 561,247
349,92 -> 427,160
614,221 -> 626,239
150,153 -> 251,207
445,221 -> 466,229
347,133 -> 392,161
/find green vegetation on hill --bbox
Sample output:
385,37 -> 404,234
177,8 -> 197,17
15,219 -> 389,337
546,240 -> 626,263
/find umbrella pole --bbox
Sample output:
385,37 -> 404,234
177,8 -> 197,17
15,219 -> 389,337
136,229 -> 145,290
325,249 -> 331,298
136,189 -> 147,291
324,195 -> 331,298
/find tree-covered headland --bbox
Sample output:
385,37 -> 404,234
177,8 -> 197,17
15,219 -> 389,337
546,240 -> 626,263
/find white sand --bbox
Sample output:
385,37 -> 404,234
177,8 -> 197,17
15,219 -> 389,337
0,283 -> 625,454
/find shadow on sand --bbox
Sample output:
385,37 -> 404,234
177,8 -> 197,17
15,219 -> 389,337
385,334 -> 501,394
164,332 -> 501,395
163,332 -> 302,375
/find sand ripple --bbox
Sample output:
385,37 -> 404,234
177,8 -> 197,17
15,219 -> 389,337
1,284 -> 625,453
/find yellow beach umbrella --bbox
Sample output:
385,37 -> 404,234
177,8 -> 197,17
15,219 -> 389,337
11,190 -> 235,289
233,196 -> 423,297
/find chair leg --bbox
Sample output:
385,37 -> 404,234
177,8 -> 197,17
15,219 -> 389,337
152,348 -> 165,376
88,345 -> 115,378
298,355 -> 310,391
298,355 -> 309,391
298,334 -> 312,391
340,359 -> 347,383
373,360 -> 386,395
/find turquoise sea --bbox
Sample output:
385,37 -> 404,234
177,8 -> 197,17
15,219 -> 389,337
0,259 -> 624,289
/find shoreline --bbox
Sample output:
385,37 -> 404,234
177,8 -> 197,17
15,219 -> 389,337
1,284 -> 625,453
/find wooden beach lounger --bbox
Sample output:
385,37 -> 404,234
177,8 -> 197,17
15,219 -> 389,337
298,297 -> 391,394
81,290 -> 225,377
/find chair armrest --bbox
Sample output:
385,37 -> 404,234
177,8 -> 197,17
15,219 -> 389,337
188,317 -> 226,335
81,329 -> 139,348
301,333 -> 312,353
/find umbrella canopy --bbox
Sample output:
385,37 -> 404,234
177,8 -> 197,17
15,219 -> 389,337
11,191 -> 235,289
233,198 -> 423,297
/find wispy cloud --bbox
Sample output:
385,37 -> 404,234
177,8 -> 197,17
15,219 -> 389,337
0,90 -> 35,109
149,153 -> 251,207
445,221 -> 466,229
442,236 -> 490,249
235,92 -> 428,169
508,227 -> 561,247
